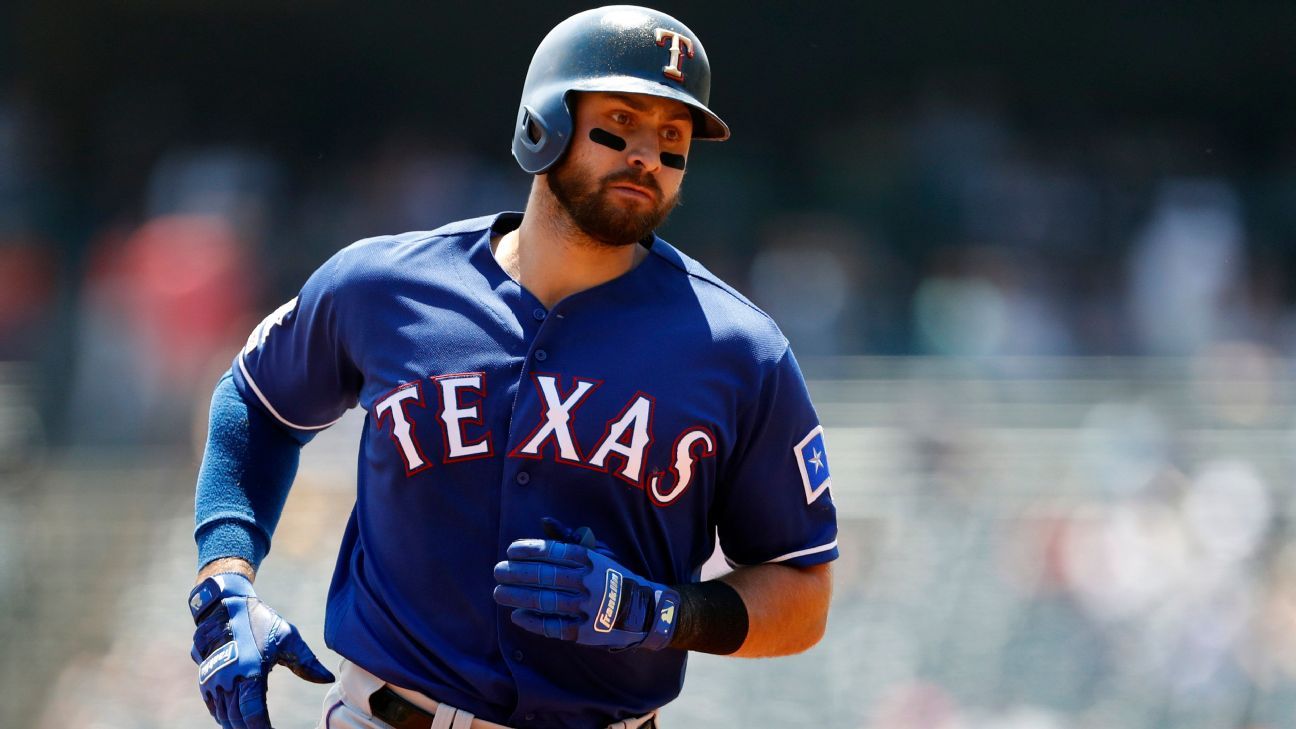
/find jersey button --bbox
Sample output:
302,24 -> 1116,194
513,649 -> 525,662
525,714 -> 536,722
515,471 -> 531,485
532,308 -> 546,321
534,349 -> 548,361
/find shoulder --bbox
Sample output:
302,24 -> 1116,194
338,213 -> 503,266
326,213 -> 510,288
647,237 -> 789,364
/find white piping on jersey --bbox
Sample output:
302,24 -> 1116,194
724,539 -> 839,568
237,354 -> 344,431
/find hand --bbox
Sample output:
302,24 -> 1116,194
493,518 -> 680,651
189,573 -> 335,728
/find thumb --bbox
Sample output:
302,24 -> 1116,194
540,516 -> 573,542
541,516 -> 598,550
572,526 -> 598,550
276,625 -> 336,684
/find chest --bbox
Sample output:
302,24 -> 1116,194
349,286 -> 745,508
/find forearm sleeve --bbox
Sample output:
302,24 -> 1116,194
194,369 -> 307,569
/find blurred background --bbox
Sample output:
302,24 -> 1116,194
3,1 -> 1296,727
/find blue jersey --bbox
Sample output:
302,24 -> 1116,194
232,212 -> 838,728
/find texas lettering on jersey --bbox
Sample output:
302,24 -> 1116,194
373,371 -> 714,506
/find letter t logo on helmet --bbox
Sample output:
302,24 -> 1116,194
511,4 -> 730,175
654,29 -> 695,81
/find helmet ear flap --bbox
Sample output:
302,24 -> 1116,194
514,99 -> 573,174
519,106 -> 547,151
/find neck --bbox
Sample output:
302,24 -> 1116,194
497,178 -> 649,309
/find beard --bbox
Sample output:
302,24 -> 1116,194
546,159 -> 680,247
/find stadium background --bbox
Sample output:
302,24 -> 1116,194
3,2 -> 1296,727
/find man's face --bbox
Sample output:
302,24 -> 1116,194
545,92 -> 694,247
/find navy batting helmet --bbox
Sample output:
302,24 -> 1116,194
512,5 -> 730,174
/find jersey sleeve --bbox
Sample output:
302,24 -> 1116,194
231,249 -> 362,433
715,346 -> 839,568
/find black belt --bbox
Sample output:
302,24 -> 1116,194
367,686 -> 658,729
369,686 -> 437,729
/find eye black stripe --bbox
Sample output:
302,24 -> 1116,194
660,152 -> 687,170
589,128 -> 627,151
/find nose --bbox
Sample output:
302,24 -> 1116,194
623,130 -> 662,173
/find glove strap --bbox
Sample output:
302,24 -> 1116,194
189,572 -> 257,624
638,587 -> 681,651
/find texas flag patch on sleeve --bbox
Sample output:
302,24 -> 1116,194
794,425 -> 832,504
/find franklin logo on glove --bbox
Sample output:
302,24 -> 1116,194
596,569 -> 623,633
199,642 -> 238,684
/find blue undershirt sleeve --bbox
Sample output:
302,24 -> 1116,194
194,368 -> 314,570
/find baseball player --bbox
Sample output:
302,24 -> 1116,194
188,6 -> 838,729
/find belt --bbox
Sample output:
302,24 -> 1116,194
368,687 -> 658,729
369,686 -> 478,729
341,659 -> 657,729
340,659 -> 509,729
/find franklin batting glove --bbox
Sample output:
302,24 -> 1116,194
493,518 -> 680,651
189,573 -> 335,729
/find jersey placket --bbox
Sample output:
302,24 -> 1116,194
491,263 -> 566,726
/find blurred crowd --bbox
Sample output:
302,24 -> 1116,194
814,364 -> 1296,729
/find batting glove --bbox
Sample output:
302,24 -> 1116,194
493,518 -> 680,651
189,573 -> 335,729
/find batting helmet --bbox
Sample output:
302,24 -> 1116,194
512,5 -> 730,174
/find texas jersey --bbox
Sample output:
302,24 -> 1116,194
230,212 -> 839,728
